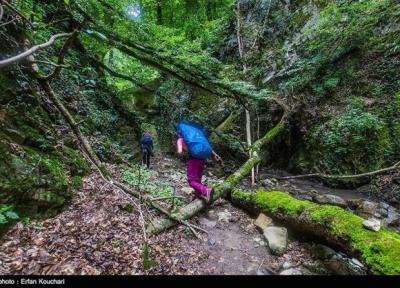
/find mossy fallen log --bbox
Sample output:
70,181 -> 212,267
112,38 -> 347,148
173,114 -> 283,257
146,117 -> 286,235
231,189 -> 400,275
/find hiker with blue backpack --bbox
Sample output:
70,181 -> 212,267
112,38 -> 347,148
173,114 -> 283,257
176,122 -> 222,204
140,132 -> 154,169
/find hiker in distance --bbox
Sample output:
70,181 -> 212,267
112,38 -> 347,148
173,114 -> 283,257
140,131 -> 154,169
176,122 -> 222,204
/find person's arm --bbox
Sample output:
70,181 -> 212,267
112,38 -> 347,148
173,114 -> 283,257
212,150 -> 222,162
177,138 -> 184,156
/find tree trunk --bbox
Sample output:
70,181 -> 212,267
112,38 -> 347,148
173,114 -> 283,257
156,0 -> 162,25
146,117 -> 286,235
246,109 -> 255,186
236,0 -> 255,186
231,189 -> 400,275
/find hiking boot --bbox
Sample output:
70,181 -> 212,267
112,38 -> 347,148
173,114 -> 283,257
191,192 -> 200,201
200,188 -> 214,205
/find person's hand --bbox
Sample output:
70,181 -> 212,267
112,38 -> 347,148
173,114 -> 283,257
214,154 -> 222,162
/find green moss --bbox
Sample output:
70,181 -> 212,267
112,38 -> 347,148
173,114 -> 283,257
234,190 -> 400,275
142,242 -> 156,270
254,190 -> 313,216
62,147 -> 91,175
70,176 -> 83,191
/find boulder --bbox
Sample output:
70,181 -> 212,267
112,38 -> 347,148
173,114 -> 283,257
254,213 -> 273,231
263,226 -> 288,256
313,194 -> 347,208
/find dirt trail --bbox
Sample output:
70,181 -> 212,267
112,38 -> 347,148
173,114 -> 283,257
0,156 -> 326,275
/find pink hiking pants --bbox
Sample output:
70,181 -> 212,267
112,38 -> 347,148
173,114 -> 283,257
187,158 -> 210,197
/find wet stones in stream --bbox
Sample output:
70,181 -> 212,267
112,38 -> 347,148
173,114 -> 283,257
313,194 -> 347,208
299,244 -> 368,275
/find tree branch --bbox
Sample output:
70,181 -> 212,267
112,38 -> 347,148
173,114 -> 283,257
0,3 -> 4,22
42,31 -> 78,80
277,161 -> 400,180
0,33 -> 72,69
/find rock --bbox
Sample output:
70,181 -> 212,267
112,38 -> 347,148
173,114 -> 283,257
206,210 -> 216,220
311,244 -> 336,260
346,199 -> 364,209
363,218 -> 381,232
314,194 -> 347,208
376,207 -> 388,218
350,258 -> 364,268
298,195 -> 313,201
263,226 -> 288,256
199,218 -> 217,228
181,187 -> 193,195
387,207 -> 400,227
208,238 -> 216,246
262,179 -> 276,189
356,200 -> 379,217
254,213 -> 273,231
347,260 -> 367,275
279,268 -> 302,275
217,209 -> 232,223
257,269 -> 266,275
378,202 -> 390,210
324,257 -> 352,275
282,261 -> 293,269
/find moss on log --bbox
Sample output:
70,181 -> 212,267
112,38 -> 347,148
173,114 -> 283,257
231,189 -> 400,275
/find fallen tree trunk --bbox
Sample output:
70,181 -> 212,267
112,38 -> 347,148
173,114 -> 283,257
146,116 -> 286,235
231,189 -> 400,275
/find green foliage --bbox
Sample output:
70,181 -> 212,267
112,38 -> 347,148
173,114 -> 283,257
142,242 -> 156,270
0,205 -> 19,225
122,165 -> 183,206
308,99 -> 391,174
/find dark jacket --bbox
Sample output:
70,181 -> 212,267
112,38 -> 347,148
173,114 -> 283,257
140,135 -> 153,154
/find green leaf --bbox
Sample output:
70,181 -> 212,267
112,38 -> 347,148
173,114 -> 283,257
0,214 -> 7,224
5,211 -> 19,220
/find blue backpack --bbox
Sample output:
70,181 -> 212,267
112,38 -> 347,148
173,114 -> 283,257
178,122 -> 212,159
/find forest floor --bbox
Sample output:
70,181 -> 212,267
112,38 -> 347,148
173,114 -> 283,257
0,156 -> 363,275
